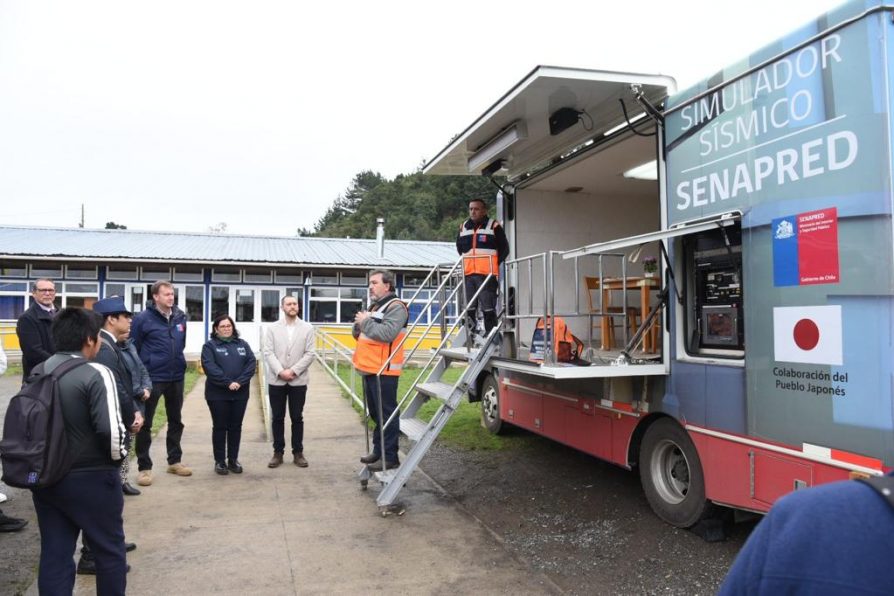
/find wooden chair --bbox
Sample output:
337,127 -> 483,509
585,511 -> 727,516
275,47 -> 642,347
584,277 -> 640,350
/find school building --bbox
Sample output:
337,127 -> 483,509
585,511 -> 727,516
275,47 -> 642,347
0,225 -> 458,355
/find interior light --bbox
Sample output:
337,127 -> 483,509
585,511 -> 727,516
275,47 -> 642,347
467,121 -> 527,174
623,160 -> 658,181
604,112 -> 646,137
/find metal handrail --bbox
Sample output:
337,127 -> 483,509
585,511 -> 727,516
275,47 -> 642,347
313,327 -> 363,408
503,249 -> 657,361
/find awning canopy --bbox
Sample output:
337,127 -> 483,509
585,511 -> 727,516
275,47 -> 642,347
423,66 -> 675,180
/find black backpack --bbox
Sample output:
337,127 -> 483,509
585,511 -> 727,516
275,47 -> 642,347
0,358 -> 87,489
858,474 -> 894,508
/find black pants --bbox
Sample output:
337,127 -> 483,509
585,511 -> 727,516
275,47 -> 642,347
136,380 -> 185,470
268,384 -> 306,454
464,274 -> 499,333
363,374 -> 400,462
32,469 -> 126,596
206,399 -> 249,463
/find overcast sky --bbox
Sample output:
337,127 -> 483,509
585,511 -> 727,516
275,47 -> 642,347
0,0 -> 843,237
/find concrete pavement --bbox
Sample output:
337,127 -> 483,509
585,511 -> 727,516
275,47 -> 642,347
66,363 -> 557,595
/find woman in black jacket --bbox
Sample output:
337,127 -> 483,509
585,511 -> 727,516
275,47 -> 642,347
201,315 -> 257,475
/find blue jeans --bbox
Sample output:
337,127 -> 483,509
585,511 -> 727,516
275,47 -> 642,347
363,374 -> 400,462
32,468 -> 126,596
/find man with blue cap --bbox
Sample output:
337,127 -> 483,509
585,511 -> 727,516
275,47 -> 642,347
77,296 -> 141,575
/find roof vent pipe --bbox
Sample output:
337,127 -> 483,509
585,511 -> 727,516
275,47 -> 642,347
376,218 -> 385,258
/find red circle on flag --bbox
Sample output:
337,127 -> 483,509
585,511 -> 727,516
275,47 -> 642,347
793,319 -> 820,350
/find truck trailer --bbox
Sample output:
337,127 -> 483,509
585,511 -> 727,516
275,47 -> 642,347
419,0 -> 894,528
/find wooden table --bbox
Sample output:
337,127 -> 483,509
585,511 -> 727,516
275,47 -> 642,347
596,276 -> 659,352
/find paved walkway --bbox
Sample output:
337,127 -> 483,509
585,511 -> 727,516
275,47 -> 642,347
64,363 -> 555,595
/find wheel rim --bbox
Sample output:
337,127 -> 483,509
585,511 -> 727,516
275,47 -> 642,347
649,438 -> 690,505
482,384 -> 498,423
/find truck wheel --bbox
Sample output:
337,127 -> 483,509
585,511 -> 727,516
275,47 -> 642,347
480,374 -> 503,434
639,418 -> 709,528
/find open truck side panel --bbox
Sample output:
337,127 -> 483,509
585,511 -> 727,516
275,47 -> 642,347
424,0 -> 894,527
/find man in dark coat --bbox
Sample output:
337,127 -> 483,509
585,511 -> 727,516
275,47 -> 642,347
16,278 -> 57,379
130,280 -> 191,486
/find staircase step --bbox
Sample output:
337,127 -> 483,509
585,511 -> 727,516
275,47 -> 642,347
374,469 -> 398,484
416,381 -> 458,401
440,346 -> 480,361
399,416 -> 428,441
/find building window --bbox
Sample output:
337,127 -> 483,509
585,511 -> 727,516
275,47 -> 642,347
62,282 -> 99,310
130,286 -> 147,313
0,281 -> 27,320
66,266 -> 98,280
141,267 -> 172,281
212,269 -> 241,283
30,264 -> 64,279
173,267 -> 204,282
339,288 -> 364,322
340,272 -> 367,286
275,271 -> 304,284
403,273 -> 433,287
107,266 -> 139,280
210,286 -> 230,320
182,285 -> 204,322
0,263 -> 27,278
244,269 -> 273,284
235,289 -> 255,322
311,271 -> 338,285
261,290 -> 280,322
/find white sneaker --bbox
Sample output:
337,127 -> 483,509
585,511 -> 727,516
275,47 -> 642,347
0,492 -> 7,504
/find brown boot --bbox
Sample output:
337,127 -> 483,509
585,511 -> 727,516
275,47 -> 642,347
293,452 -> 308,468
267,452 -> 284,468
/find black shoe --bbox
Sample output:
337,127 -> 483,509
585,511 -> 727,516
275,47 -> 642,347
359,452 -> 381,465
76,557 -> 130,575
0,512 -> 27,533
122,482 -> 141,496
125,542 -> 137,552
76,556 -> 96,575
214,461 -> 229,475
227,460 -> 243,474
366,460 -> 400,472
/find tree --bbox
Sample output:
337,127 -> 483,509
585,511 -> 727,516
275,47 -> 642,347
312,170 -> 498,241
105,221 -> 127,229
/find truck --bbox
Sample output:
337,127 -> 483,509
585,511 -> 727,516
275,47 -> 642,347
421,0 -> 894,528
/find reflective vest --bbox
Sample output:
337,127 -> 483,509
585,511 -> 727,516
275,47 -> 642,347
459,218 -> 500,277
352,297 -> 407,376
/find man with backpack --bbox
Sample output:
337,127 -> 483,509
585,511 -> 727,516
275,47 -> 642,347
24,308 -> 128,594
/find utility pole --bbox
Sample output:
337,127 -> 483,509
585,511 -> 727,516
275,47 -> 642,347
79,203 -> 84,228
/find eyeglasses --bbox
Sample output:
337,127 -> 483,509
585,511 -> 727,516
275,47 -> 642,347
35,288 -> 56,294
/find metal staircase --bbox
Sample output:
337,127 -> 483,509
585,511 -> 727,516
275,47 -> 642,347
357,258 -> 502,510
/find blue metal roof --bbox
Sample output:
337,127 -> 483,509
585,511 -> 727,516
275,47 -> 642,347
0,226 -> 458,270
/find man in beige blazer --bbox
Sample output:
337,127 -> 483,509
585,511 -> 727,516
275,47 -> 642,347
262,294 -> 315,468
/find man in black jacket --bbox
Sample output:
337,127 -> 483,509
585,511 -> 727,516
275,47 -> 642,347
16,278 -> 57,379
456,198 -> 509,336
31,307 -> 128,595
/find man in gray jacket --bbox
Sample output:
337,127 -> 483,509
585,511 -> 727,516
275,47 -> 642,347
262,294 -> 315,468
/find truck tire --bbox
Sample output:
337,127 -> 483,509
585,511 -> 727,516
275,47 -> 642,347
639,418 -> 709,528
480,374 -> 504,434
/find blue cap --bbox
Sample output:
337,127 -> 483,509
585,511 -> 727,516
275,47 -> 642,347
92,296 -> 132,316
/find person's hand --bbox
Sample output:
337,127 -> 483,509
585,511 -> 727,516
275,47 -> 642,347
278,369 -> 296,381
228,382 -> 240,391
132,412 -> 144,433
141,389 -> 151,401
354,311 -> 370,325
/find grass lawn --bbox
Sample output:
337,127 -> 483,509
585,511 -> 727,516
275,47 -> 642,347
333,364 -> 532,452
149,363 -> 201,435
